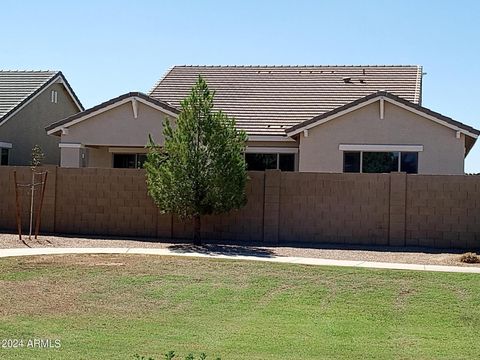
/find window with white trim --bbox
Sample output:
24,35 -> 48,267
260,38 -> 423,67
343,151 -> 418,174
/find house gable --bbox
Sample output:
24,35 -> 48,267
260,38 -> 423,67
297,99 -> 469,174
0,78 -> 82,165
287,91 -> 479,155
46,92 -> 178,137
0,71 -> 83,127
51,93 -> 179,147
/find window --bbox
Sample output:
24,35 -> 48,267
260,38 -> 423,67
343,151 -> 418,174
343,152 -> 360,173
362,152 -> 399,173
279,153 -> 295,171
0,148 -> 8,165
245,153 -> 276,170
245,153 -> 295,171
400,152 -> 418,173
113,153 -> 147,169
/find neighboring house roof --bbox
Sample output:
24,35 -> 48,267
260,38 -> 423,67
149,65 -> 423,135
46,92 -> 179,136
0,70 -> 84,126
286,91 -> 479,154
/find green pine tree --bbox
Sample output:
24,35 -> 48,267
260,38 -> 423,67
145,76 -> 248,245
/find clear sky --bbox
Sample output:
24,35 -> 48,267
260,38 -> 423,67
2,0 -> 479,172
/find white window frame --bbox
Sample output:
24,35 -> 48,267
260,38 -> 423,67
341,145 -> 421,174
339,144 -> 423,152
0,142 -> 13,149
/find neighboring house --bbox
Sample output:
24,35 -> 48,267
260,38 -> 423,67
0,71 -> 83,166
46,65 -> 479,174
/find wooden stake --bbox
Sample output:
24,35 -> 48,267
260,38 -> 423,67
13,171 -> 22,241
34,172 -> 48,239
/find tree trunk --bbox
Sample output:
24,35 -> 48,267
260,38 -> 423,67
193,214 -> 201,246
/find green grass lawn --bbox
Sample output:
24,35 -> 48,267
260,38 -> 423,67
0,254 -> 479,359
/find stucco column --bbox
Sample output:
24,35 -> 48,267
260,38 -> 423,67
389,172 -> 407,246
59,143 -> 85,168
263,169 -> 281,244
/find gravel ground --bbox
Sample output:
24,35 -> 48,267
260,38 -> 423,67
0,232 -> 479,267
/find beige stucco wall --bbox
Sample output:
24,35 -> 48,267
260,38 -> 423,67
87,147 -> 112,168
0,82 -> 80,165
60,147 -> 85,168
61,101 -> 170,147
298,101 -> 466,175
59,101 -> 174,167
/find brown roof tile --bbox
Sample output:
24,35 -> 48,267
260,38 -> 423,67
0,70 -> 83,122
150,65 -> 422,135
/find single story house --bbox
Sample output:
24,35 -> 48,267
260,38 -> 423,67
46,65 -> 479,174
0,71 -> 83,166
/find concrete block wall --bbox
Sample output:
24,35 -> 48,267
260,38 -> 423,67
0,166 -> 479,249
406,175 -> 480,249
55,168 -> 158,237
279,172 -> 390,245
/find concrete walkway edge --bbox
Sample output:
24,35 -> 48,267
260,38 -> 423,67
0,247 -> 479,274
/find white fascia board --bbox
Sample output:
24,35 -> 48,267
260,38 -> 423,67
248,135 -> 295,142
339,144 -> 424,152
55,75 -> 83,111
0,141 -> 13,149
245,146 -> 298,154
383,97 -> 479,139
287,97 -> 380,136
59,142 -> 85,149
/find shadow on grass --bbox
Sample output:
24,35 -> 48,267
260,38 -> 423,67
168,243 -> 275,258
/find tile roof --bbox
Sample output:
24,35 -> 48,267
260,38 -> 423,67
0,70 -> 83,123
149,65 -> 422,135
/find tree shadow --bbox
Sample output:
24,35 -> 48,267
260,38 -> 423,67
168,243 -> 275,258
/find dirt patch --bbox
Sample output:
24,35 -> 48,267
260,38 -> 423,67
394,287 -> 417,311
0,278 -> 83,316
